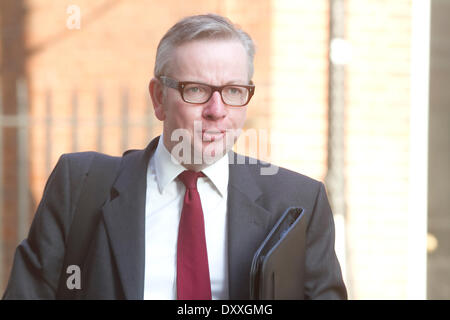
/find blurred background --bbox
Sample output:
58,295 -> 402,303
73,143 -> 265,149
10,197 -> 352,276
0,0 -> 449,299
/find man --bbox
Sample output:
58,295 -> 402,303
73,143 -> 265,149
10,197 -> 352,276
3,14 -> 347,300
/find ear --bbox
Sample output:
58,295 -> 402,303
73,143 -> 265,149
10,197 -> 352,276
149,78 -> 166,121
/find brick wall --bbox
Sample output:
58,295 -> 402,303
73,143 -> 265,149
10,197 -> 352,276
269,0 -> 329,179
345,0 -> 412,298
0,0 -> 27,293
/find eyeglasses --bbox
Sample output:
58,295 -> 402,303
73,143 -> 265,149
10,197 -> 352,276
158,76 -> 255,107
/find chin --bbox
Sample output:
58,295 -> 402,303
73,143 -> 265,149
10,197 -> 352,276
196,142 -> 226,165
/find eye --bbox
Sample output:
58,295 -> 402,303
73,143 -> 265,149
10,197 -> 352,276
226,86 -> 244,95
185,84 -> 208,94
187,86 -> 200,93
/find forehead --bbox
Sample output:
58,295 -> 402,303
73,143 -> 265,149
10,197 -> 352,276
169,39 -> 249,82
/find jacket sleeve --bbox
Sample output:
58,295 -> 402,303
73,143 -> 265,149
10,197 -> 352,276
304,182 -> 348,300
2,154 -> 90,299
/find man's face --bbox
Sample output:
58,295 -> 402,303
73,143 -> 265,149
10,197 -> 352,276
151,39 -> 249,169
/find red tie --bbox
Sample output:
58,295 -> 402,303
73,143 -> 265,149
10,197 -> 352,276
177,170 -> 212,300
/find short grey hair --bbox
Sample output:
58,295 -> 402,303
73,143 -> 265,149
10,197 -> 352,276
154,14 -> 255,81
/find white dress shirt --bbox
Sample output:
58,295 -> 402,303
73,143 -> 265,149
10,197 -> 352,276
143,136 -> 229,300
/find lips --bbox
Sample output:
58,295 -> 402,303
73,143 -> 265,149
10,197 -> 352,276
201,129 -> 225,142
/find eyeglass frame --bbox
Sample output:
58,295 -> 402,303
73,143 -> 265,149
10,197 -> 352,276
157,76 -> 255,107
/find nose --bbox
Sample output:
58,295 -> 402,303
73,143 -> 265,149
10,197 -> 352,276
202,91 -> 227,120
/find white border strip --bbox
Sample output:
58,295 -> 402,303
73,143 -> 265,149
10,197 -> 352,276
408,0 -> 430,300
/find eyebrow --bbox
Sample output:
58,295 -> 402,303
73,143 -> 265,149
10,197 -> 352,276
184,79 -> 249,86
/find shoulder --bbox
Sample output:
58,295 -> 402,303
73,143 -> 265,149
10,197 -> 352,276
229,153 -> 325,204
57,151 -> 121,172
58,151 -> 120,163
47,152 -> 121,190
231,153 -> 322,187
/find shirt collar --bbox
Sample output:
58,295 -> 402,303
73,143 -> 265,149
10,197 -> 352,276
201,151 -> 229,197
153,135 -> 229,196
153,135 -> 185,193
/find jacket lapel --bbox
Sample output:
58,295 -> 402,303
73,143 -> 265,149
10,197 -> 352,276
227,154 -> 273,299
101,138 -> 158,300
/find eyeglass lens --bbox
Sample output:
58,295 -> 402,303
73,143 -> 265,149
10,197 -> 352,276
182,83 -> 249,106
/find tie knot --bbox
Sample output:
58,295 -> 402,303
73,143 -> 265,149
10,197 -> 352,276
178,170 -> 205,189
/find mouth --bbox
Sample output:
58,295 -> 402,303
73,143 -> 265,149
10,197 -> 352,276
201,129 -> 225,142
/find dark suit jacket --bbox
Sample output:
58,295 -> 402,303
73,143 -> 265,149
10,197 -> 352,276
3,137 -> 347,299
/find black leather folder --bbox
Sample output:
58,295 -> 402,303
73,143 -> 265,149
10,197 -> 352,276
250,207 -> 306,300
